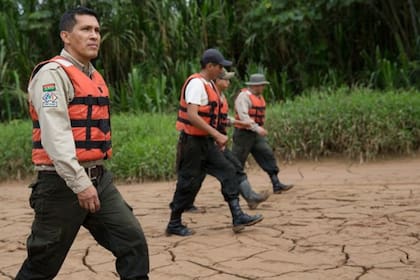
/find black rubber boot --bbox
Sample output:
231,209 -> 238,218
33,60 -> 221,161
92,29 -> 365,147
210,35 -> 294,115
238,180 -> 270,209
166,212 -> 194,236
228,198 -> 263,233
270,174 -> 294,194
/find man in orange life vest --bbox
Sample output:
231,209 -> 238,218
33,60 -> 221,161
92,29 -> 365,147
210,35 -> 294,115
232,74 -> 294,194
15,7 -> 149,279
215,70 -> 270,208
186,69 -> 270,212
167,49 -> 263,236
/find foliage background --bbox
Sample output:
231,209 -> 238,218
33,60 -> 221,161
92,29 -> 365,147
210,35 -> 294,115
0,0 -> 419,182
1,89 -> 420,182
0,0 -> 419,121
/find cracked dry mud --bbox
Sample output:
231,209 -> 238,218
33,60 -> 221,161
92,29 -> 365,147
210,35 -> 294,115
1,157 -> 420,279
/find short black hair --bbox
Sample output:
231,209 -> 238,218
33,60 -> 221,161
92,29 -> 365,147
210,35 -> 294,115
59,6 -> 99,32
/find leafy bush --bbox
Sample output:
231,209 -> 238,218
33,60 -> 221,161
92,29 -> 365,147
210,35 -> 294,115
1,88 -> 420,182
268,87 -> 420,161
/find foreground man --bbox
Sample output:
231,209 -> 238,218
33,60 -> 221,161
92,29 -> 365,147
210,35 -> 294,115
16,7 -> 149,279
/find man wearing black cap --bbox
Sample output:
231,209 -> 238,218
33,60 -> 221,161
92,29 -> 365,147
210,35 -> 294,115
186,69 -> 270,212
232,73 -> 294,194
167,49 -> 263,236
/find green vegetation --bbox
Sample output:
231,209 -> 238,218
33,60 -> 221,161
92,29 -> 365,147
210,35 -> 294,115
1,88 -> 420,182
1,0 -> 419,122
268,88 -> 420,161
108,113 -> 178,182
1,1 -> 419,181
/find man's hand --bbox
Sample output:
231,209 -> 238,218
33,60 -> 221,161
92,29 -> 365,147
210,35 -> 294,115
256,126 -> 268,137
214,133 -> 228,150
234,119 -> 254,129
77,186 -> 100,213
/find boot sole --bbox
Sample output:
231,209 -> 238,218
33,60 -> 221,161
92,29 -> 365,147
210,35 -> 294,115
232,225 -> 246,233
274,185 -> 294,194
232,216 -> 264,233
248,193 -> 270,209
165,229 -> 195,237
247,203 -> 258,210
248,201 -> 266,210
244,216 -> 264,226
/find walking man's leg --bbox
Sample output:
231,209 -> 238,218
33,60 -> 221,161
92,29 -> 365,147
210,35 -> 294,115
83,170 -> 149,279
251,135 -> 293,193
16,174 -> 86,280
206,143 -> 263,232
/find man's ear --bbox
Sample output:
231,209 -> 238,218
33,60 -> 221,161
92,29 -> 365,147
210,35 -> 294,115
60,31 -> 70,44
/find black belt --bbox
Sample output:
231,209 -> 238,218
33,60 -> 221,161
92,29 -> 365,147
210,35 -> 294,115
180,131 -> 213,140
39,165 -> 104,181
84,165 -> 104,181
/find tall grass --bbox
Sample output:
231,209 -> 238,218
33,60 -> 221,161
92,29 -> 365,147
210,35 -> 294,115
1,88 -> 420,182
0,113 -> 179,182
108,113 -> 178,182
110,61 -> 196,114
268,87 -> 420,162
0,119 -> 33,180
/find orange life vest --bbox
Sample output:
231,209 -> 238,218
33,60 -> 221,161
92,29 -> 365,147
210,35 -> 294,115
175,73 -> 221,136
30,56 -> 112,165
217,94 -> 229,135
235,88 -> 266,127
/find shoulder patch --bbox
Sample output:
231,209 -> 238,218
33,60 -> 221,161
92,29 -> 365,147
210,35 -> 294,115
41,91 -> 58,107
42,83 -> 56,92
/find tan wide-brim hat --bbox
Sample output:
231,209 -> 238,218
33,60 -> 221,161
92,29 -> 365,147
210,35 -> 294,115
245,73 -> 270,85
218,68 -> 235,80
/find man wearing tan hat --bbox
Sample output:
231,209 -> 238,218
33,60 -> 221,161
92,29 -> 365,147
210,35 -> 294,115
232,73 -> 293,194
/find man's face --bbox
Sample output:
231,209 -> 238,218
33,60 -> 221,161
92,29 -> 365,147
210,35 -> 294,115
216,78 -> 230,92
208,63 -> 224,80
61,14 -> 100,64
252,84 -> 266,95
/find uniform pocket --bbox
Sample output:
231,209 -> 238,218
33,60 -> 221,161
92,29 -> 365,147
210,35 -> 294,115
28,221 -> 62,257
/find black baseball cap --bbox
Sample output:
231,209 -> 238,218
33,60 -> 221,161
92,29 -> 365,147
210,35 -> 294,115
201,48 -> 232,67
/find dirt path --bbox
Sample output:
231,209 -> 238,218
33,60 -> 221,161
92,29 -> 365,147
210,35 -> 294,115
1,157 -> 420,279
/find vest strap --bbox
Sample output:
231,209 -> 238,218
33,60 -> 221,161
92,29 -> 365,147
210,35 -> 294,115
70,96 -> 109,105
32,119 -> 111,134
33,140 -> 112,152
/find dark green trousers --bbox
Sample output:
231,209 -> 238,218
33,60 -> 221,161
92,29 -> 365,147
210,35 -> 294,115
16,170 -> 149,280
232,128 -> 279,176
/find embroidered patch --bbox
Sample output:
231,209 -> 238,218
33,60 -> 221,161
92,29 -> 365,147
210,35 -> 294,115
42,83 -> 56,92
41,91 -> 58,107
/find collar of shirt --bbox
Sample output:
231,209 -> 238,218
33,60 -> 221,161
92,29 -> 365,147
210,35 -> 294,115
60,49 -> 94,77
247,87 -> 262,98
247,87 -> 256,94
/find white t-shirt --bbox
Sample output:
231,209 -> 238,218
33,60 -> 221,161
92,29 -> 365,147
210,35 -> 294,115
185,78 -> 210,105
